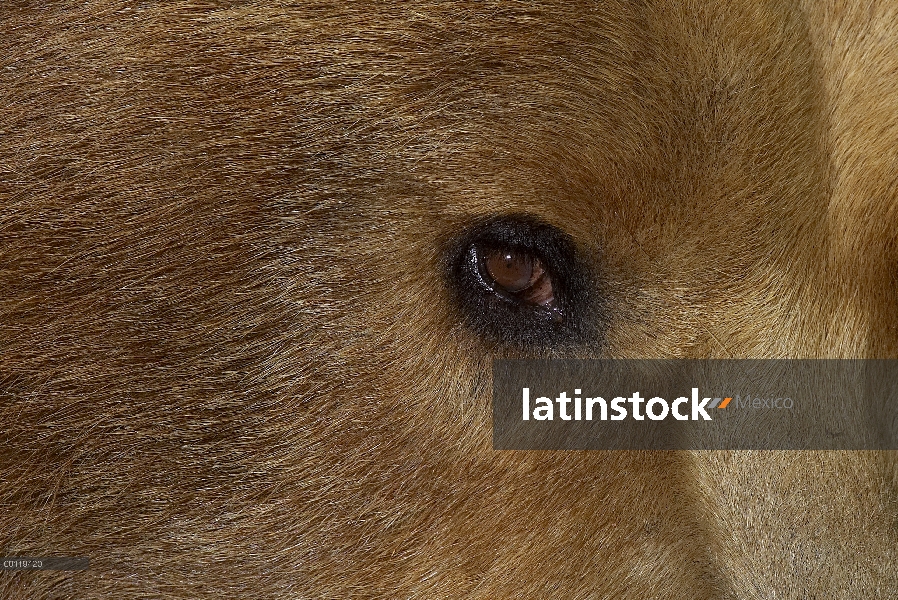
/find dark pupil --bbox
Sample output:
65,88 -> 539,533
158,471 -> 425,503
485,250 -> 533,292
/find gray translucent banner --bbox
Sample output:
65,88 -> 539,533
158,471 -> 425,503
492,360 -> 898,450
1,557 -> 89,571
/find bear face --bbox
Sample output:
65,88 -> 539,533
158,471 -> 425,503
1,1 -> 896,598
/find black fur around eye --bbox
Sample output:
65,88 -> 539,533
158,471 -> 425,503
445,215 -> 600,347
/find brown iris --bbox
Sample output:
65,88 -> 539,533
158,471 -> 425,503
482,247 -> 556,308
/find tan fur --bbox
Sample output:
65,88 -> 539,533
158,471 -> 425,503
1,1 -> 896,598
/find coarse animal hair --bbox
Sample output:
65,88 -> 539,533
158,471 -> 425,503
1,1 -> 897,598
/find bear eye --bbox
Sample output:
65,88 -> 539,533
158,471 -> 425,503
446,214 -> 599,347
477,246 -> 557,311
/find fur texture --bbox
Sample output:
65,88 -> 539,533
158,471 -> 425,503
1,1 -> 897,598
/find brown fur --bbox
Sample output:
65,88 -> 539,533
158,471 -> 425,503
1,1 -> 897,597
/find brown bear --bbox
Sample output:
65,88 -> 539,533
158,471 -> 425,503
1,1 -> 896,598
